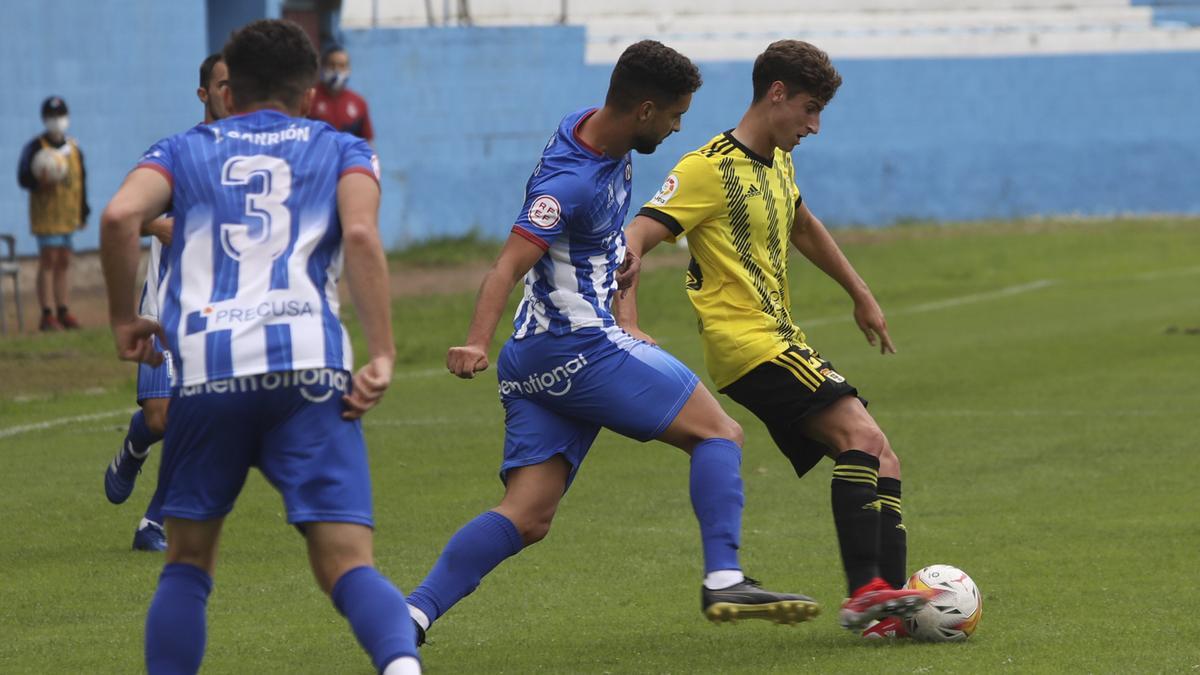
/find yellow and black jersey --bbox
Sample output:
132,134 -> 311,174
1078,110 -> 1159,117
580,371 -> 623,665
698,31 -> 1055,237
638,131 -> 805,390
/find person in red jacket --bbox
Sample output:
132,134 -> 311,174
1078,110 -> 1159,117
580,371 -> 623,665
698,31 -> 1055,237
309,44 -> 374,143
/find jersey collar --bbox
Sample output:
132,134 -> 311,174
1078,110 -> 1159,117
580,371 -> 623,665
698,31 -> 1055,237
723,130 -> 773,168
572,109 -> 605,158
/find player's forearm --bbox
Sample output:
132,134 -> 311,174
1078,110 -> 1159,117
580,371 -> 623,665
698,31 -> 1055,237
342,225 -> 396,362
463,264 -> 519,350
612,284 -> 640,328
614,217 -> 666,329
793,220 -> 872,303
99,209 -> 144,323
141,216 -> 170,239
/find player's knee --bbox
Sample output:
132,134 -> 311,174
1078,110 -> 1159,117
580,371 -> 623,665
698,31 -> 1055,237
693,414 -> 743,449
849,424 -> 888,457
165,548 -> 216,576
514,513 -> 554,546
878,444 -> 901,479
719,417 -> 744,447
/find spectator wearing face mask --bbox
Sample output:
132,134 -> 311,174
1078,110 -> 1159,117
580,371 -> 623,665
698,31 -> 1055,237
309,44 -> 374,143
16,96 -> 89,331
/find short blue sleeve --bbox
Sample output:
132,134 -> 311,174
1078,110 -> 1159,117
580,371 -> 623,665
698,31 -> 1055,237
135,137 -> 175,187
512,173 -> 591,250
339,134 -> 380,187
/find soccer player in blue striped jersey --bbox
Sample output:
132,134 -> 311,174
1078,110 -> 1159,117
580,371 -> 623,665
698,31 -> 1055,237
104,52 -> 229,553
100,20 -> 419,675
405,41 -> 817,647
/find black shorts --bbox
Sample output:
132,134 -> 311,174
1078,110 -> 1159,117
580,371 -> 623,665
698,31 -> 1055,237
720,344 -> 863,479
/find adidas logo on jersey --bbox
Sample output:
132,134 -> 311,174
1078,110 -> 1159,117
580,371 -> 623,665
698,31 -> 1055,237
746,184 -> 762,197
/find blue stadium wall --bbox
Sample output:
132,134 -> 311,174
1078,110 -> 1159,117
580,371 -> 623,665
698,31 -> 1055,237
348,26 -> 1200,247
0,0 -> 208,256
2,6 -> 1199,254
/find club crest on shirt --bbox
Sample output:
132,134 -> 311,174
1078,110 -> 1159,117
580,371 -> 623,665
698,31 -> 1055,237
820,367 -> 846,383
651,174 -> 679,206
528,195 -> 562,229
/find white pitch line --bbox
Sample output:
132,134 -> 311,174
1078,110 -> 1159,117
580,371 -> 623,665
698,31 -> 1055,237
0,369 -> 454,439
1127,265 -> 1200,282
897,279 -> 1058,314
802,279 -> 1057,328
0,408 -> 134,440
883,409 -> 1168,418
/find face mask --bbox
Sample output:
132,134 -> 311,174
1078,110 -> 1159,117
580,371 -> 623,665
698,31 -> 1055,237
44,115 -> 69,136
321,69 -> 350,91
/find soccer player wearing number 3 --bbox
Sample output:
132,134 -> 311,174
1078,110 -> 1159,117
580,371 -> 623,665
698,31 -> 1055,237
615,41 -> 935,636
100,20 -> 420,674
405,41 -> 817,647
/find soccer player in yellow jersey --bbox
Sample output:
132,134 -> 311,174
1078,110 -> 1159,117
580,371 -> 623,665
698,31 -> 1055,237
615,40 -> 934,636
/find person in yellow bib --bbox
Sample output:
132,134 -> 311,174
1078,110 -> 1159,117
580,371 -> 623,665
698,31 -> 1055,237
17,96 -> 90,330
616,40 -> 934,636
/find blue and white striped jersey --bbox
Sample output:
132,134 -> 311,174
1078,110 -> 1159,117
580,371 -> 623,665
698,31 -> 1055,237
510,108 -> 632,339
137,236 -> 168,321
135,110 -> 379,386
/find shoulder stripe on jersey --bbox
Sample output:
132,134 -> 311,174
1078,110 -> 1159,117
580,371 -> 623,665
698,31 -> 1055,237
339,165 -> 380,188
637,206 -> 683,236
718,156 -> 796,342
136,162 -> 174,189
511,225 -> 550,251
705,138 -> 735,157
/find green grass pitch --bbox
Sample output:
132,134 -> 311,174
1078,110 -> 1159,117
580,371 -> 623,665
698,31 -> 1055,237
2,218 -> 1198,672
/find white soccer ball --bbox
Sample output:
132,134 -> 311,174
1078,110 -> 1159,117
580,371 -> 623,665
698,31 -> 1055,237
32,148 -> 68,184
903,564 -> 982,641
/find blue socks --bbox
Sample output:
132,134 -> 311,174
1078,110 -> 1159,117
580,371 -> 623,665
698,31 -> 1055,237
332,566 -> 420,672
145,563 -> 212,675
126,410 -> 163,457
407,510 -> 524,624
689,438 -> 744,574
145,564 -> 419,674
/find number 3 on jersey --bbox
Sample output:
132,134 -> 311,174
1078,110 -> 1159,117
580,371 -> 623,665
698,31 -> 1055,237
220,155 -> 292,275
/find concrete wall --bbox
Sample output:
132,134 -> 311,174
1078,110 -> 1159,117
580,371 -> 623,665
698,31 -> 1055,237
3,2 -> 1197,254
345,25 -> 1200,247
1,0 -> 208,256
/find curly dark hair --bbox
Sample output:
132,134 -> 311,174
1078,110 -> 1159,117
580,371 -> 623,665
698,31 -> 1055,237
605,40 -> 703,111
222,20 -> 318,110
198,53 -> 223,89
752,40 -> 842,104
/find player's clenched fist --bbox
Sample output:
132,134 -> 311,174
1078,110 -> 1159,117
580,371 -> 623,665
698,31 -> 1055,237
447,344 -> 489,379
343,355 -> 394,419
112,317 -> 167,366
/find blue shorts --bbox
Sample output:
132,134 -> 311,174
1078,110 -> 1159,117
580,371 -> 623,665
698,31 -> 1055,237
158,369 -> 373,526
136,335 -> 173,403
497,326 -> 699,487
36,233 -> 73,251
